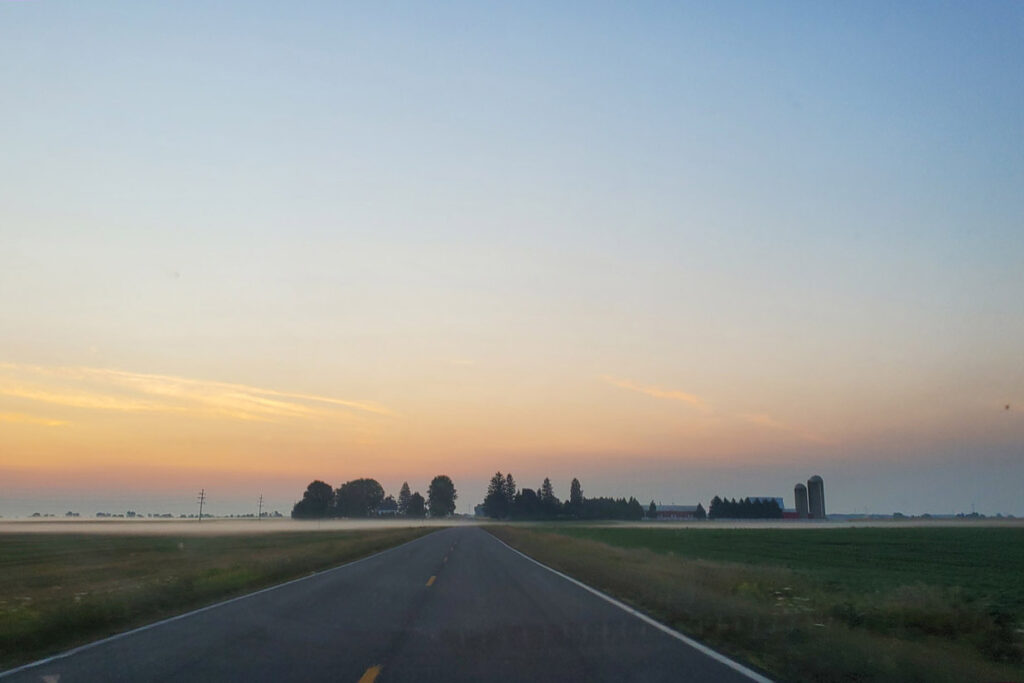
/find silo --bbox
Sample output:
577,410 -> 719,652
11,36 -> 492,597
807,475 -> 825,519
794,483 -> 809,519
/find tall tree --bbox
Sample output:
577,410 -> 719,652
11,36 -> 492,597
568,477 -> 583,514
398,482 -> 412,516
484,472 -> 508,519
406,492 -> 426,518
504,473 -> 517,505
648,500 -> 657,520
539,477 -> 559,517
333,478 -> 385,517
540,478 -> 556,503
427,475 -> 457,517
628,497 -> 644,521
291,480 -> 334,519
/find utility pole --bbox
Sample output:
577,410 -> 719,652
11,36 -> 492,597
258,494 -> 263,521
197,489 -> 206,522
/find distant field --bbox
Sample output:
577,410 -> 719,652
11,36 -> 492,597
0,525 -> 437,669
490,524 -> 1024,683
556,525 -> 1024,616
0,518 -> 459,535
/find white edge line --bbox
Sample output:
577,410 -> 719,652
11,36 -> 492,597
0,528 -> 444,679
488,532 -> 774,683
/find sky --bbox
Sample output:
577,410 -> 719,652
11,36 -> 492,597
1,1 -> 1022,517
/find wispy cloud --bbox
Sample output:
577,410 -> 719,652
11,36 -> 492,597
602,374 -> 831,445
0,412 -> 67,427
601,376 -> 708,410
0,363 -> 394,424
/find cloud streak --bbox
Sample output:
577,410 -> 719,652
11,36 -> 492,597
602,374 -> 830,445
0,363 -> 394,424
0,412 -> 67,427
601,376 -> 708,410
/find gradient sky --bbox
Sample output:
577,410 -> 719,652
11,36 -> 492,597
2,1 -> 1022,517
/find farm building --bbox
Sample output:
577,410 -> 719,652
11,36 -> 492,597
654,504 -> 706,520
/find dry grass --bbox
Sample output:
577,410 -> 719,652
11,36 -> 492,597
489,525 -> 1024,683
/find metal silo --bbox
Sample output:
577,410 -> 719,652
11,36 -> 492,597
794,483 -> 809,519
807,475 -> 825,519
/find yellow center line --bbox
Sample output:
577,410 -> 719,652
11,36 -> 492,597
358,665 -> 382,683
426,575 -> 436,586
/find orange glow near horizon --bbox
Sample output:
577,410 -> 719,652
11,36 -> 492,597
3,359 -> 1018,501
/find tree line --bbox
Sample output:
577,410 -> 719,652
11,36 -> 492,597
291,475 -> 457,519
482,473 -> 644,521
708,496 -> 782,519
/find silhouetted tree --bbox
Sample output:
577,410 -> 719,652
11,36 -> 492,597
648,500 -> 658,520
427,475 -> 457,517
539,477 -> 560,517
291,480 -> 334,519
398,482 -> 411,516
483,472 -> 509,518
540,478 -> 556,503
333,478 -> 385,517
406,492 -> 426,518
707,496 -> 780,519
512,488 -> 542,518
695,502 -> 707,520
568,478 -> 583,516
504,473 -> 517,507
578,496 -> 641,520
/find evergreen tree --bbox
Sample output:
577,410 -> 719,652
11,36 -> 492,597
539,477 -> 559,517
397,482 -> 411,516
648,500 -> 657,519
483,472 -> 508,518
540,477 -> 556,503
504,473 -> 517,506
568,477 -> 583,515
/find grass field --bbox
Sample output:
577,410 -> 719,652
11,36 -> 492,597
489,524 -> 1024,683
0,525 -> 436,669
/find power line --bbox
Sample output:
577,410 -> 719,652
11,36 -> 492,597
197,488 -> 206,522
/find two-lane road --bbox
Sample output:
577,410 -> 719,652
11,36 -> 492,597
1,527 -> 769,682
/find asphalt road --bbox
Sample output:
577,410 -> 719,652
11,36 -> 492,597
2,527 -> 768,682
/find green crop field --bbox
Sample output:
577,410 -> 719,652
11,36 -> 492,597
553,525 -> 1024,615
0,526 -> 435,669
490,524 -> 1024,683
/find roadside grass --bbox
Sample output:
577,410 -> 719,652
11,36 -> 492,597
489,525 -> 1024,683
0,526 -> 435,669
